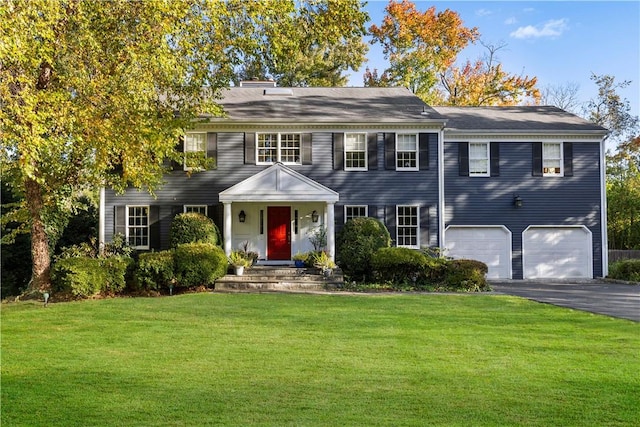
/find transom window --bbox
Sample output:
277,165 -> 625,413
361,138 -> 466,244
345,205 -> 368,223
184,205 -> 207,216
184,132 -> 207,170
397,205 -> 419,248
257,133 -> 301,164
127,206 -> 149,249
543,142 -> 562,175
469,142 -> 489,176
396,134 -> 418,170
345,133 -> 367,170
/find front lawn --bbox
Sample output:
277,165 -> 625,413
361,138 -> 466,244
2,293 -> 638,426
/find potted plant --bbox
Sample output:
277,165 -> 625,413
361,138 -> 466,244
292,252 -> 308,268
312,251 -> 336,277
228,250 -> 251,276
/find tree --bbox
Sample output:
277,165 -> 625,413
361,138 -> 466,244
228,0 -> 369,87
435,41 -> 540,106
369,0 -> 478,101
0,0 -> 235,293
540,82 -> 581,113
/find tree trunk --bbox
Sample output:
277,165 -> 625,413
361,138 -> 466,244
24,177 -> 51,292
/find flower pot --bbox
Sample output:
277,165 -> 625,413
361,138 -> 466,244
234,265 -> 244,276
294,260 -> 305,268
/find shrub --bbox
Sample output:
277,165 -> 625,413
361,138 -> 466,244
135,251 -> 175,291
174,243 -> 227,287
608,259 -> 640,282
169,213 -> 220,248
371,247 -> 427,285
443,259 -> 489,292
336,217 -> 391,282
52,256 -> 132,297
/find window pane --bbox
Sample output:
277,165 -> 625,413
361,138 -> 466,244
543,143 -> 562,174
280,134 -> 301,163
397,134 -> 417,151
345,206 -> 367,222
397,206 -> 418,247
257,133 -> 278,163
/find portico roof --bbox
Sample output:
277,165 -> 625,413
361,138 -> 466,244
219,163 -> 339,203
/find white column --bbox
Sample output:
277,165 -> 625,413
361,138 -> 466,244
98,187 -> 105,254
223,202 -> 232,256
326,202 -> 336,261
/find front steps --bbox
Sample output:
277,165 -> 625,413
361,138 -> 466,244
214,265 -> 343,292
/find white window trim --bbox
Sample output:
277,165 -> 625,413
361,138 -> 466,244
184,132 -> 207,171
542,141 -> 564,176
255,132 -> 302,165
469,141 -> 490,177
344,205 -> 368,223
126,205 -> 150,250
184,205 -> 208,216
344,132 -> 368,171
396,205 -> 420,249
396,133 -> 419,171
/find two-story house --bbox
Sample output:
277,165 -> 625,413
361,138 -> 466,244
99,84 -> 608,280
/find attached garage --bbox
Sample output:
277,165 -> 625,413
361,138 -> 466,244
445,226 -> 512,279
522,226 -> 592,279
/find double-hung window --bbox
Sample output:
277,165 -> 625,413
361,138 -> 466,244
543,142 -> 562,175
397,205 -> 419,248
344,133 -> 367,170
257,133 -> 301,164
184,132 -> 207,170
469,142 -> 490,176
345,205 -> 368,223
396,134 -> 418,170
184,205 -> 207,216
127,206 -> 149,249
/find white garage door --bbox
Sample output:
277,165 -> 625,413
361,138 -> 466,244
523,226 -> 592,279
445,226 -> 512,279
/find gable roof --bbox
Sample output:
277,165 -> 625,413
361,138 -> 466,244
209,87 -> 445,124
434,106 -> 608,134
219,163 -> 339,203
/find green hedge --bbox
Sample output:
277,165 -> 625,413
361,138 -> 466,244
135,251 -> 175,291
52,256 -> 132,297
336,217 -> 391,282
174,243 -> 227,287
608,259 -> 640,282
371,247 -> 427,285
169,213 -> 220,248
443,259 -> 489,292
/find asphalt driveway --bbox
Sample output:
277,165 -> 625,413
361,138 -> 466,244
490,280 -> 640,322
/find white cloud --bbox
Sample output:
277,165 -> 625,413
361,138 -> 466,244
476,8 -> 492,17
504,16 -> 518,25
510,18 -> 568,39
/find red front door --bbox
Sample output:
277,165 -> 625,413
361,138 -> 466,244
267,206 -> 291,260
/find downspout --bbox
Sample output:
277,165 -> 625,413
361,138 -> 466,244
99,187 -> 105,253
438,125 -> 446,250
600,136 -> 609,277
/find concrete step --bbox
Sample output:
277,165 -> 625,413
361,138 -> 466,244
214,266 -> 343,292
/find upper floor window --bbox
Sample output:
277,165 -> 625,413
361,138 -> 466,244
396,134 -> 418,170
469,142 -> 489,176
257,133 -> 301,164
184,132 -> 207,170
184,205 -> 207,216
127,206 -> 149,249
345,205 -> 368,223
543,142 -> 562,175
345,133 -> 367,170
397,205 -> 419,248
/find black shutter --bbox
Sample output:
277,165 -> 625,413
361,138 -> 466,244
207,133 -> 217,169
563,142 -> 573,176
171,136 -> 184,171
532,142 -> 543,176
149,206 -> 160,250
172,205 -> 183,217
384,133 -> 396,170
420,206 -> 430,247
458,142 -> 469,176
114,206 -> 126,236
419,133 -> 431,170
368,205 -> 378,220
208,204 -> 223,244
333,133 -> 344,170
334,204 -> 344,226
490,142 -> 500,177
244,132 -> 255,164
385,205 -> 396,246
301,133 -> 312,165
367,133 -> 378,170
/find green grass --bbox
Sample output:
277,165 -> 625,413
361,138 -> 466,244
2,293 -> 639,426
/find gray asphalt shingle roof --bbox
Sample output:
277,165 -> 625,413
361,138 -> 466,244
213,87 -> 445,123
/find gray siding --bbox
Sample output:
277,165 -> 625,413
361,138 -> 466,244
444,141 -> 603,278
104,131 -> 440,249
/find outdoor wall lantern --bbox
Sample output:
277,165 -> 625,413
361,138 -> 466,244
311,210 -> 319,223
513,195 -> 523,208
238,210 -> 246,223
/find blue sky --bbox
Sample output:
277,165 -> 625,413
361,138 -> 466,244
349,1 -> 640,119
